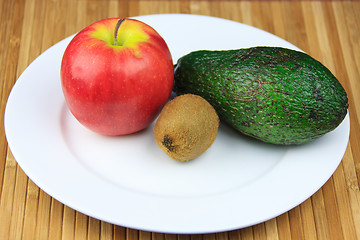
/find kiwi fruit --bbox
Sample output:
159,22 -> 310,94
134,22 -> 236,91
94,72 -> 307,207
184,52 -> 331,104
154,94 -> 219,162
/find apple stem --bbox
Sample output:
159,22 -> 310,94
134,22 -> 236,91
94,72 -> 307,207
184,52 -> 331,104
114,18 -> 125,46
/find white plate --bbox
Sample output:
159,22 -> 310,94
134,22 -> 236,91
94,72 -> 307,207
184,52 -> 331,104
4,14 -> 350,234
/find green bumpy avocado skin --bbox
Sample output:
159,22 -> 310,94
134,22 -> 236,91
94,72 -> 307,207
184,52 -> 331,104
173,47 -> 348,145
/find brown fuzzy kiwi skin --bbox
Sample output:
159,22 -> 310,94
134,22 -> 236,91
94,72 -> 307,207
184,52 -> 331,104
153,94 -> 219,162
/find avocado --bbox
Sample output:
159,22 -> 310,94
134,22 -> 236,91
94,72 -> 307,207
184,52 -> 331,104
173,47 -> 348,145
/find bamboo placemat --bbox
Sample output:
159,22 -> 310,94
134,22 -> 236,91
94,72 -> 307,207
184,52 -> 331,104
0,0 -> 359,239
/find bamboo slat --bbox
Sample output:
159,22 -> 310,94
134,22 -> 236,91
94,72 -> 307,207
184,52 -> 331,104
0,1 -> 359,239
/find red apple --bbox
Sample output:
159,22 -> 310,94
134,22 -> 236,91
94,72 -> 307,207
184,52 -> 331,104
61,18 -> 174,135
